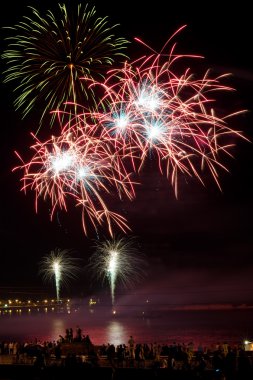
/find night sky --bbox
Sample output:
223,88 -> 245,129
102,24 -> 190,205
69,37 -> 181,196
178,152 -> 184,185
0,0 -> 253,305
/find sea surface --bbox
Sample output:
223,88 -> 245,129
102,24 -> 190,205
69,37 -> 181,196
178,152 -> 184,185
0,299 -> 252,349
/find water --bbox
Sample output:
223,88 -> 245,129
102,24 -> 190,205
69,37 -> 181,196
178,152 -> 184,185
1,299 -> 252,349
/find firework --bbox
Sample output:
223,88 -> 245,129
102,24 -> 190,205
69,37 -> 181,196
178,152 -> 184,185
1,3 -> 129,129
39,247 -> 82,301
12,25 -> 249,238
13,125 -> 137,237
87,236 -> 147,306
90,26 -> 247,197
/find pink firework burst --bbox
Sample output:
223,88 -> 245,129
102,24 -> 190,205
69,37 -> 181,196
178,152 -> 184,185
13,124 -> 137,237
89,25 -> 247,197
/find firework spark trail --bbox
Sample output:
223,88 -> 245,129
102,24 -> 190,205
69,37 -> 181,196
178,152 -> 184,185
87,236 -> 147,306
39,247 -> 82,301
1,2 -> 129,129
88,28 -> 247,197
52,102 -> 139,200
13,125 -> 138,237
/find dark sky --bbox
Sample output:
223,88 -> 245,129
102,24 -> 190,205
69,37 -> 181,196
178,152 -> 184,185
0,0 -> 253,304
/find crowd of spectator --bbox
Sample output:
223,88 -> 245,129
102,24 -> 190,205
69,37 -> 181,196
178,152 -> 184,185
0,334 -> 252,379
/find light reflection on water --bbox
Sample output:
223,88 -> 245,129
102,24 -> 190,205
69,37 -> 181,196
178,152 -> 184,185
0,303 -> 253,349
50,318 -> 66,342
105,320 -> 126,346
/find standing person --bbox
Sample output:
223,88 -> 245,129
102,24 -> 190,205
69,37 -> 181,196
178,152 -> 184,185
107,343 -> 116,368
84,334 -> 92,351
116,344 -> 125,367
65,328 -> 70,342
69,328 -> 73,342
75,326 -> 82,342
128,336 -> 135,360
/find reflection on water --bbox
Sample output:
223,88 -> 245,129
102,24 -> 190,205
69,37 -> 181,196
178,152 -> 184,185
0,301 -> 253,349
51,319 -> 66,342
106,321 -> 126,346
0,307 -> 57,316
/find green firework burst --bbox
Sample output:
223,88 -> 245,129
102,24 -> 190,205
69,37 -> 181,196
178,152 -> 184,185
1,3 -> 129,129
